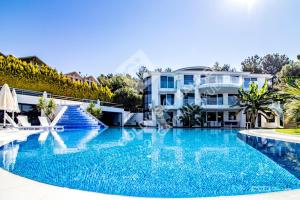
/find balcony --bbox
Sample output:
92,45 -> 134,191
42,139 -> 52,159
199,75 -> 241,93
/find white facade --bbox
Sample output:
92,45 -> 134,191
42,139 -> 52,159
143,66 -> 281,128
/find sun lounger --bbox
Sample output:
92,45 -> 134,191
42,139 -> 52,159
17,115 -> 63,131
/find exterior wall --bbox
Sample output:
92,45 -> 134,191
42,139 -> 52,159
16,93 -> 125,126
143,68 -> 279,128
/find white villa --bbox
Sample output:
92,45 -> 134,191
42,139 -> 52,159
143,66 -> 282,128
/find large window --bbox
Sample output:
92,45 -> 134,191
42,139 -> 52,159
160,94 -> 175,105
183,93 -> 195,105
207,75 -> 223,84
207,112 -> 217,121
231,76 -> 239,84
184,75 -> 194,85
19,103 -> 40,125
143,77 -> 152,119
228,112 -> 237,120
200,75 -> 206,85
243,78 -> 257,89
160,76 -> 174,88
204,94 -> 223,105
228,94 -> 238,105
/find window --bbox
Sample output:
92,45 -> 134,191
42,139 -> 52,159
207,95 -> 217,105
184,75 -> 194,85
160,94 -> 175,105
228,112 -> 237,120
207,112 -> 217,121
207,75 -> 223,84
200,94 -> 207,105
207,76 -> 216,83
143,111 -> 152,120
243,78 -> 258,88
217,94 -> 223,105
228,94 -> 238,105
217,75 -> 223,83
160,76 -> 174,88
231,76 -> 239,84
266,112 -> 275,123
143,77 -> 152,111
183,93 -> 195,105
205,94 -> 223,105
200,75 -> 206,85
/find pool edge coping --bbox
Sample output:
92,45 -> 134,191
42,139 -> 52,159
1,167 -> 300,200
239,129 -> 300,144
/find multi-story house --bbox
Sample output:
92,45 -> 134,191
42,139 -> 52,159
64,71 -> 100,87
143,66 -> 282,128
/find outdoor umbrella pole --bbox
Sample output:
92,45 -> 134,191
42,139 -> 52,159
3,110 -> 6,127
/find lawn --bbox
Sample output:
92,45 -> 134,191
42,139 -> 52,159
275,129 -> 300,135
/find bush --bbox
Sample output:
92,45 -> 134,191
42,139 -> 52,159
0,55 -> 113,102
86,102 -> 102,118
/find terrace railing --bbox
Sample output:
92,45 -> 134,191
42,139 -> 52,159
0,85 -> 124,109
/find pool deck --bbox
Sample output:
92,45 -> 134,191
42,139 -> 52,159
0,129 -> 41,147
239,129 -> 300,144
1,128 -> 300,200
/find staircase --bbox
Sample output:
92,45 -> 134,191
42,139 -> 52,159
124,112 -> 143,126
56,105 -> 107,129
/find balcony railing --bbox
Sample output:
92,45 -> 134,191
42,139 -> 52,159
200,75 -> 241,86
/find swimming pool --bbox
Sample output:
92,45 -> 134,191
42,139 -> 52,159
1,128 -> 300,198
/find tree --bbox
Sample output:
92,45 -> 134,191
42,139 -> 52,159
108,74 -> 138,92
297,55 -> 300,61
136,66 -> 149,80
164,67 -> 172,72
277,61 -> 300,79
281,79 -> 300,127
179,104 -> 204,127
237,81 -> 281,128
37,97 -> 57,121
261,54 -> 290,75
213,62 -> 235,72
0,55 -> 113,102
86,102 -> 102,118
96,73 -> 141,110
241,55 -> 263,73
154,68 -> 163,72
113,87 -> 142,112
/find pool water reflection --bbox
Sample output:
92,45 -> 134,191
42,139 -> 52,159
1,128 -> 300,198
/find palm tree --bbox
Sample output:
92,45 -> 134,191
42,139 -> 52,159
281,78 -> 300,126
37,97 -> 57,121
179,104 -> 204,127
237,81 -> 281,128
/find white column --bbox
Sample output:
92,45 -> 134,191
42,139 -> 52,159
195,75 -> 200,105
223,93 -> 228,105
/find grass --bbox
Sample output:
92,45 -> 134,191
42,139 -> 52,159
275,128 -> 300,135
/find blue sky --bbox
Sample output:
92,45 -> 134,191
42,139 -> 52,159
0,0 -> 299,75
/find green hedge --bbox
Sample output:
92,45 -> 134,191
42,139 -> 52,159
0,55 -> 113,102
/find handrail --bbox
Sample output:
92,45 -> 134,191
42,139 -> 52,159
51,106 -> 68,127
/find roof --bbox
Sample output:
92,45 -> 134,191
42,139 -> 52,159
83,76 -> 99,84
19,56 -> 47,66
174,66 -> 212,72
64,71 -> 82,77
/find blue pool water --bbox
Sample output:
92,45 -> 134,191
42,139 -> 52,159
1,128 -> 300,198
